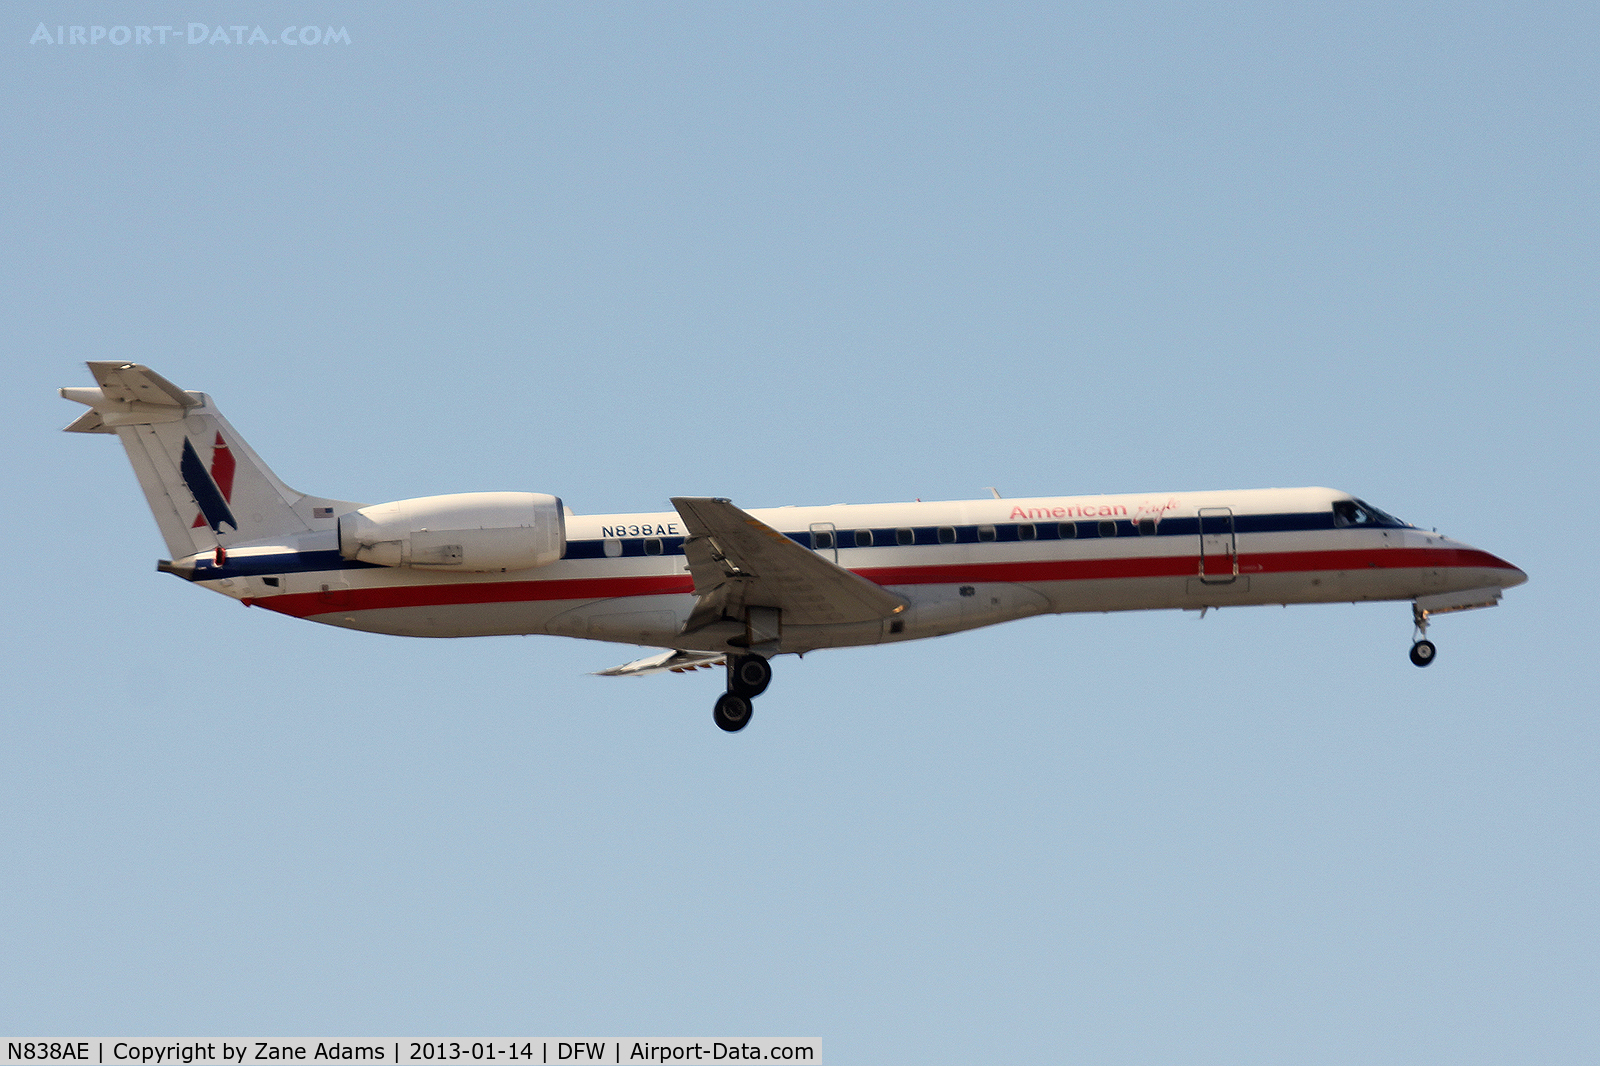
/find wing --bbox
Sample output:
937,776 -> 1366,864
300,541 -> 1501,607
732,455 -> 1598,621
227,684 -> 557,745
594,649 -> 728,677
670,496 -> 907,632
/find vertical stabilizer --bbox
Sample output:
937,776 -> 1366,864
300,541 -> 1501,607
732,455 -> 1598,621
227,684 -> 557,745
61,362 -> 358,558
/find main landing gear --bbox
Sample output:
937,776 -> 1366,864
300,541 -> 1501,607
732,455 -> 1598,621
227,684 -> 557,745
713,654 -> 772,732
1409,602 -> 1437,668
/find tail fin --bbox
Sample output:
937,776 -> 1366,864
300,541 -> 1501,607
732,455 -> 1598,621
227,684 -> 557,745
61,362 -> 357,558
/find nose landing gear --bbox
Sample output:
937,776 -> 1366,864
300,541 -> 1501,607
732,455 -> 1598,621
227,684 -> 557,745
713,654 -> 772,732
1410,602 -> 1437,667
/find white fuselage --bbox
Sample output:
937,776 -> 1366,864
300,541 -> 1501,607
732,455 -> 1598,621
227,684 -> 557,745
193,486 -> 1524,655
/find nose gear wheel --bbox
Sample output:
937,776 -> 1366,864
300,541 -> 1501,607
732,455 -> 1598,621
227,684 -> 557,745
1410,602 -> 1437,667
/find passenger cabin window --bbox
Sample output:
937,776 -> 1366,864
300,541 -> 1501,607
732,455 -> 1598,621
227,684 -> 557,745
1138,519 -> 1156,536
1018,523 -> 1036,541
1099,520 -> 1117,537
977,525 -> 996,542
644,538 -> 663,555
812,530 -> 834,549
1059,522 -> 1077,539
854,529 -> 873,548
937,526 -> 956,544
603,538 -> 622,558
896,528 -> 914,546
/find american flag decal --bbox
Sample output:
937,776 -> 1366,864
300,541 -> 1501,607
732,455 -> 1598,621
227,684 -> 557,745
314,507 -> 334,518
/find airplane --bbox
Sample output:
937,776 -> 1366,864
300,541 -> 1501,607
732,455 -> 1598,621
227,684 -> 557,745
62,362 -> 1527,732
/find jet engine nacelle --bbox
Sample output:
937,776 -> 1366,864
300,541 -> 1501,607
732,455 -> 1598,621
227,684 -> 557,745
338,492 -> 565,572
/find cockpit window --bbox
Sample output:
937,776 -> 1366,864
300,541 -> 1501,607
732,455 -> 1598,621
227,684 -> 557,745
1333,499 -> 1410,529
1332,500 -> 1372,527
1358,499 -> 1408,526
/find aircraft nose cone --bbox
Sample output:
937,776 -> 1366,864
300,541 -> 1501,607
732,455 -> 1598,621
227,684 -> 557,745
1480,549 -> 1528,588
1450,537 -> 1526,588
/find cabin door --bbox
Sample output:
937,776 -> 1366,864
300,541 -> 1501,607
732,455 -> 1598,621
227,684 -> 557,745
809,522 -> 838,564
1198,507 -> 1237,583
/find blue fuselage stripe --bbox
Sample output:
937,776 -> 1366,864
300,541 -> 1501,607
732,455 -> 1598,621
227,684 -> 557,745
193,509 -> 1385,582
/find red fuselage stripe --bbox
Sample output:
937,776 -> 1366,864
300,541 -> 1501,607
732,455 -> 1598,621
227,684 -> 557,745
248,546 -> 1517,620
855,546 -> 1512,585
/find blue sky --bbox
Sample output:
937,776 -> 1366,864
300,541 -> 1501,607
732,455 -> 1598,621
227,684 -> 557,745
3,3 -> 1596,1062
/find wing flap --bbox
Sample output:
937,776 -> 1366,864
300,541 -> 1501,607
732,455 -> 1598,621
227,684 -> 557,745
595,649 -> 728,677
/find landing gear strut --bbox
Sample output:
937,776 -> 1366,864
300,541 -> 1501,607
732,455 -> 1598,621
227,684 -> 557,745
713,654 -> 772,732
1410,602 -> 1437,668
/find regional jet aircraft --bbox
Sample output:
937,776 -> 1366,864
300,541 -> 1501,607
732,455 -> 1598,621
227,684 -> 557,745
62,363 -> 1526,731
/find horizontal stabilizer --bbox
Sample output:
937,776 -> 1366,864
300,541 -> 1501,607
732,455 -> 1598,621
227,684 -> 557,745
62,409 -> 113,434
595,649 -> 729,677
60,362 -> 200,431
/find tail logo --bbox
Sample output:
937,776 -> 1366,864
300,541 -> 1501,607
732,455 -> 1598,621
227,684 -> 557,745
181,434 -> 239,534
